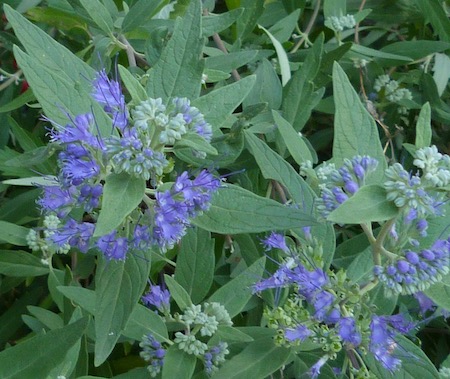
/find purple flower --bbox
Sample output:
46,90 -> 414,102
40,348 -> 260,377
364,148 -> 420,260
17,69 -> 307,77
261,232 -> 289,252
338,317 -> 361,346
92,69 -> 128,130
49,219 -> 95,253
97,231 -> 129,260
139,333 -> 166,377
58,149 -> 100,187
312,290 -> 335,321
171,97 -> 212,141
285,324 -> 311,342
152,170 -> 220,251
142,284 -> 170,312
309,356 -> 328,379
369,315 -> 404,373
78,183 -> 103,211
415,292 -> 436,315
37,185 -> 76,217
48,113 -> 100,149
252,263 -> 293,293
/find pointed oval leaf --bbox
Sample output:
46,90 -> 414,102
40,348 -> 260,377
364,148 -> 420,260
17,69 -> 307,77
0,317 -> 88,379
94,172 -> 145,237
327,185 -> 399,224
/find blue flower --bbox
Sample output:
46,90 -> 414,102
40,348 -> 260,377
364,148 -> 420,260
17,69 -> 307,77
338,317 -> 361,346
92,69 -> 128,130
309,356 -> 329,379
369,315 -> 410,373
49,219 -> 95,253
285,324 -> 311,342
142,284 -> 170,312
139,333 -> 166,377
152,170 -> 220,251
97,231 -> 129,260
48,113 -> 101,149
37,185 -> 77,218
261,232 -> 289,252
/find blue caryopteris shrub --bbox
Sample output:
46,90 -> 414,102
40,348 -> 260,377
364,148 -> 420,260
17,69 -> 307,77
0,1 -> 449,378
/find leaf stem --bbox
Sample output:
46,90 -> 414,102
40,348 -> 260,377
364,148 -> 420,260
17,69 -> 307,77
291,0 -> 321,53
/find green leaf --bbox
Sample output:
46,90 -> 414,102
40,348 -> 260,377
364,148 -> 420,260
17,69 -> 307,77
351,44 -> 413,63
57,286 -> 95,314
174,133 -> 218,156
2,176 -> 57,186
273,110 -> 313,164
0,221 -> 29,246
0,317 -> 88,379
0,89 -> 35,113
94,172 -> 145,237
364,335 -> 439,379
194,184 -> 317,234
146,0 -> 204,100
161,345 -> 197,379
244,130 -> 335,267
5,5 -> 110,128
80,0 -> 114,34
57,286 -> 169,342
192,75 -> 256,129
27,306 -> 64,330
415,102 -> 432,148
205,50 -> 258,73
122,304 -> 169,343
0,250 -> 49,277
236,0 -> 264,40
164,274 -> 193,311
415,0 -> 450,42
174,131 -> 244,168
0,288 -> 42,349
174,227 -> 215,304
26,6 -> 88,31
202,8 -> 244,37
432,53 -> 450,96
209,257 -> 265,317
118,65 -> 147,103
213,337 -> 291,379
332,62 -> 386,179
282,34 -> 323,132
121,0 -> 167,32
380,41 -> 450,60
425,283 -> 450,310
327,185 -> 399,224
258,25 -> 290,86
243,59 -> 282,109
211,325 -> 254,344
94,249 -> 151,366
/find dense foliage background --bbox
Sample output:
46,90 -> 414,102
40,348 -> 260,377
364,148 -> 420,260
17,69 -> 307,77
0,0 -> 450,378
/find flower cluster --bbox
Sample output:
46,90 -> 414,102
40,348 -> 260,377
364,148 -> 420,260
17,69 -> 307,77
204,342 -> 230,375
29,69 -> 219,261
374,238 -> 450,296
142,283 -> 170,313
254,232 -> 418,376
139,283 -> 230,376
152,170 -> 221,251
384,145 -> 450,221
314,156 -> 378,217
374,75 -> 413,103
326,14 -> 356,32
139,333 -> 166,377
369,315 -> 414,373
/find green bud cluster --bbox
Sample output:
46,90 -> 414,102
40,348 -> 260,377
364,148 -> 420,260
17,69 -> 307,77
326,14 -> 356,32
171,302 -> 232,373
26,214 -> 70,256
374,75 -> 412,103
